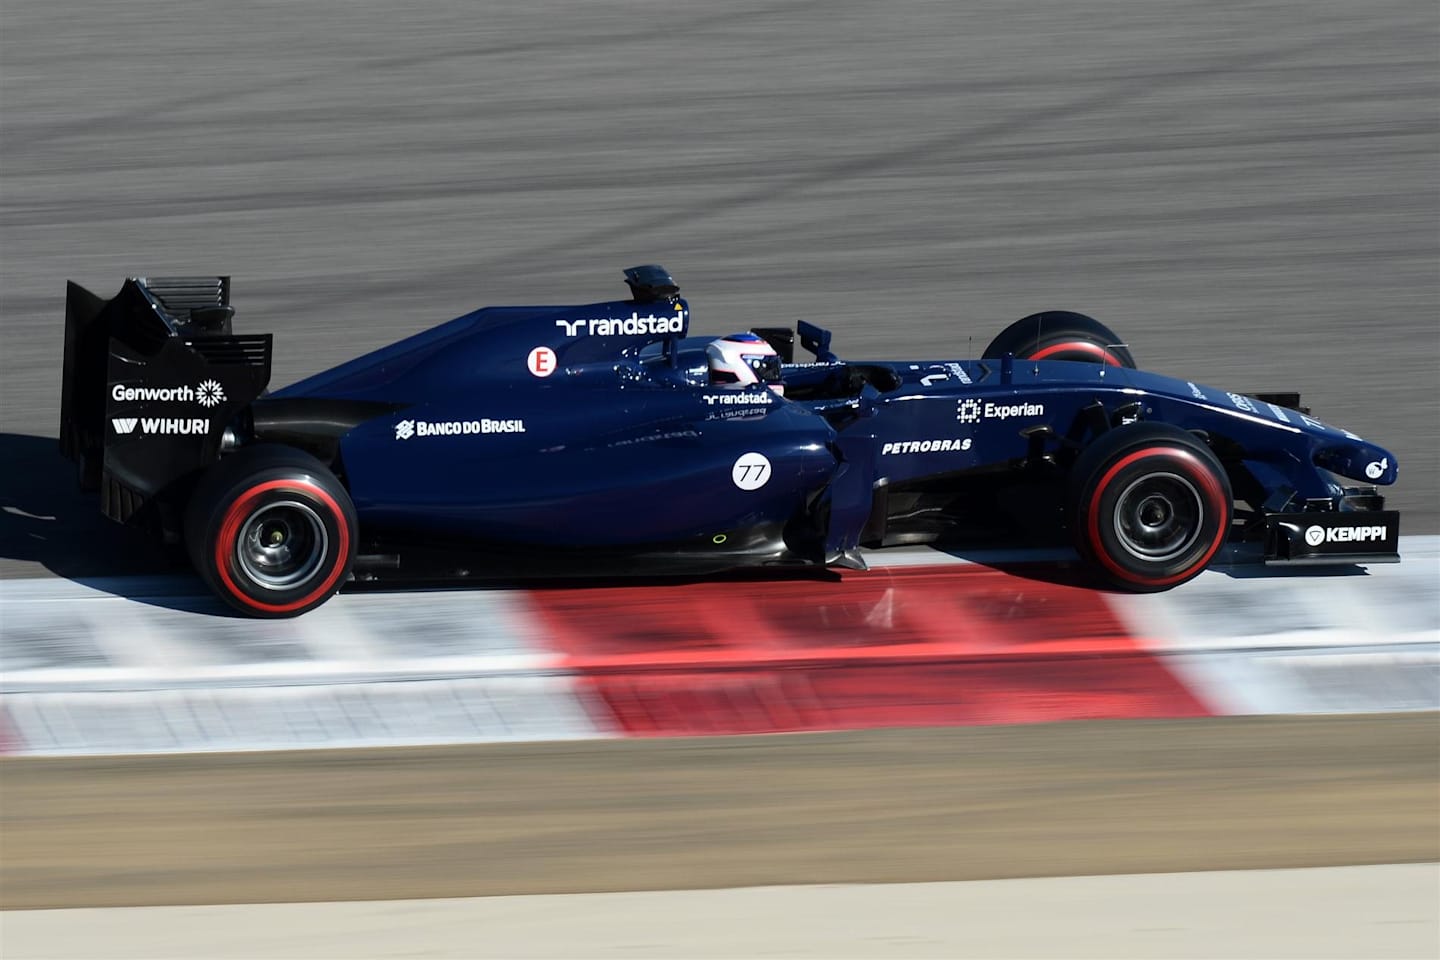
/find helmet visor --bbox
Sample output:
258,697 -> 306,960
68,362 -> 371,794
745,354 -> 782,384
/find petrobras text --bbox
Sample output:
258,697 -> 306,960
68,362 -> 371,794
555,311 -> 686,338
395,418 -> 526,440
881,437 -> 973,455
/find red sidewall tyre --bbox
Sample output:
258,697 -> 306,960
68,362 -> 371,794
1070,426 -> 1231,592
1028,339 -> 1126,365
186,447 -> 357,618
982,311 -> 1137,368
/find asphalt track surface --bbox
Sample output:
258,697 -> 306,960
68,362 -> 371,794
1,0 -> 1439,939
3,716 -> 1438,910
1,0 -> 1438,582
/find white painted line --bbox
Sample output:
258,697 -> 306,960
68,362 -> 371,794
2,590 -> 563,691
1112,537 -> 1439,715
2,676 -> 607,756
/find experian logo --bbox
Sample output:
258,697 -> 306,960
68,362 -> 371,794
956,399 -> 1045,424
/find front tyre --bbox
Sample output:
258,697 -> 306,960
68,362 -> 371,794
1068,423 -> 1230,592
185,445 -> 357,617
982,310 -> 1136,368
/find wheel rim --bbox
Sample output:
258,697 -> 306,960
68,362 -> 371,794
1111,471 -> 1203,563
235,500 -> 328,589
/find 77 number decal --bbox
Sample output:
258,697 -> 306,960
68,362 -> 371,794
731,452 -> 771,490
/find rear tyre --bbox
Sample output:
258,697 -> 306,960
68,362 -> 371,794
185,445 -> 356,617
983,310 -> 1136,368
1068,423 -> 1230,592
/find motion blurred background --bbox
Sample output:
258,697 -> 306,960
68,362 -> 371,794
1,1 -> 1438,956
2,0 -> 1437,536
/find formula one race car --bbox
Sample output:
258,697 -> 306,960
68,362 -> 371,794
60,266 -> 1401,616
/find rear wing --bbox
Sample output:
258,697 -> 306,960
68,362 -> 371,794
60,277 -> 272,524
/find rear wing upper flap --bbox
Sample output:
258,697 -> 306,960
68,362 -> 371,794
797,320 -> 837,363
60,277 -> 272,517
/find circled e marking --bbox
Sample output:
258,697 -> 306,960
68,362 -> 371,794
527,346 -> 558,378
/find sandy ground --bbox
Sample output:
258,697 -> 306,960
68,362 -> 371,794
4,865 -> 1438,959
2,715 -> 1436,910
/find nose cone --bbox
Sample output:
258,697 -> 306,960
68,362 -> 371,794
1316,444 -> 1397,485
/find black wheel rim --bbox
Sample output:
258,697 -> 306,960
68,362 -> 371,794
236,500 -> 328,589
1112,472 -> 1203,563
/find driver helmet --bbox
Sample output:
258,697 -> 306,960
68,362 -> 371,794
706,333 -> 785,395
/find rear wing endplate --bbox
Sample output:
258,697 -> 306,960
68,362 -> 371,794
60,277 -> 272,523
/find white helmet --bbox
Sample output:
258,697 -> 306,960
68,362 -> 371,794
706,333 -> 785,395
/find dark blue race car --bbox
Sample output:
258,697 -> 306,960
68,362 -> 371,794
60,266 -> 1400,616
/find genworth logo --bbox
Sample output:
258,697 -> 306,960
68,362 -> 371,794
196,379 -> 226,408
110,379 -> 227,406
